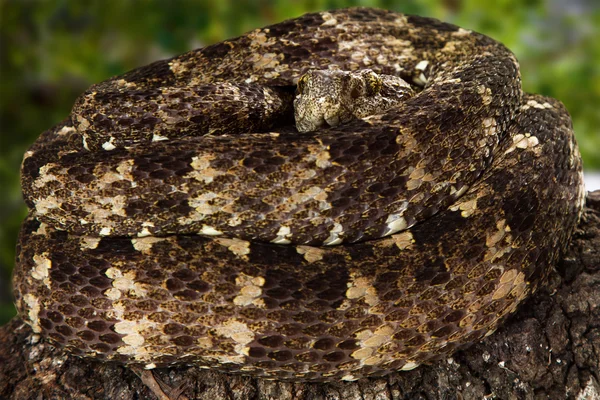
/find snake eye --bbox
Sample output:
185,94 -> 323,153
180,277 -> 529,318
365,72 -> 383,96
297,74 -> 309,95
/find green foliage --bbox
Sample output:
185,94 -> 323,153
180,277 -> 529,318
1,0 -> 598,325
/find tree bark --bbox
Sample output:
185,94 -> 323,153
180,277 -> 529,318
2,191 -> 599,400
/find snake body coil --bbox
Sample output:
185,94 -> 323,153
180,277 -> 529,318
14,8 -> 585,381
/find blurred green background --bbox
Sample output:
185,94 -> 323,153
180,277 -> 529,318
1,0 -> 599,326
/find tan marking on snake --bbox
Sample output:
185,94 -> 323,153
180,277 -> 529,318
131,237 -> 165,253
187,154 -> 224,184
215,238 -> 251,258
33,164 -> 62,189
492,269 -> 526,301
271,226 -> 292,244
113,319 -> 156,360
380,231 -> 414,250
504,133 -> 541,155
523,99 -> 554,110
199,225 -> 223,236
385,209 -> 409,234
314,148 -> 332,169
296,245 -> 326,263
31,253 -> 51,289
23,294 -> 41,333
346,275 -> 380,308
34,196 -> 61,215
179,192 -> 220,226
233,274 -> 265,306
105,267 -> 148,299
81,195 -> 128,226
323,222 -> 344,246
213,320 -> 256,363
450,197 -> 478,218
32,222 -> 50,236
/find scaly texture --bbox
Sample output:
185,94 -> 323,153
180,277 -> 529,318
14,8 -> 585,382
294,69 -> 415,133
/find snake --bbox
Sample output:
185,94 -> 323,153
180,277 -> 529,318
13,8 -> 585,382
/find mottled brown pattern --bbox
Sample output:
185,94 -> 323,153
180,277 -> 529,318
294,69 -> 414,133
14,8 -> 584,382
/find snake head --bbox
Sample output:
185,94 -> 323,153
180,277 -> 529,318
294,70 -> 354,132
293,69 -> 409,133
293,69 -> 382,133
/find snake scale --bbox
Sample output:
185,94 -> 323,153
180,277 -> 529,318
14,8 -> 585,381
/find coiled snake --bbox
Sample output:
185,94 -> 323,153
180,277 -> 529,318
14,8 -> 585,381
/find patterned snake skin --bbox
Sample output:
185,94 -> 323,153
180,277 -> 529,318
14,8 -> 585,381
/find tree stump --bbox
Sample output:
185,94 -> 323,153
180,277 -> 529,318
1,191 -> 599,400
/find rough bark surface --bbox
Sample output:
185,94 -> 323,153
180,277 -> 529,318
1,191 -> 599,400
